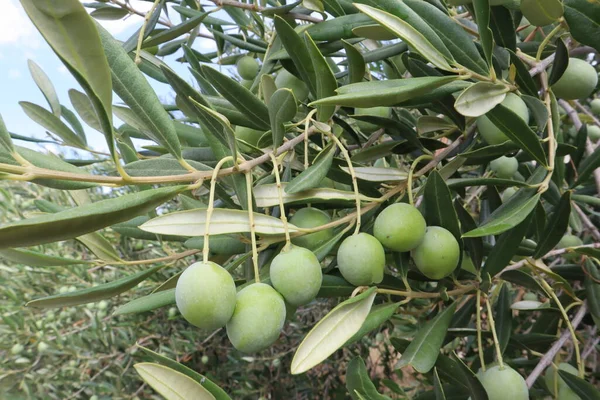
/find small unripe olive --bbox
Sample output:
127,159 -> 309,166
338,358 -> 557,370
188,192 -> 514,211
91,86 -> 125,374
502,187 -> 518,203
336,233 -> 385,286
587,125 -> 600,143
275,70 -> 309,102
489,156 -> 519,179
290,208 -> 334,250
520,0 -> 563,26
374,203 -> 426,252
478,365 -> 528,400
557,234 -> 583,260
168,307 -> 178,318
354,107 -> 391,133
412,226 -> 460,280
226,283 -> 286,353
11,344 -> 24,355
97,300 -> 108,310
235,126 -> 264,151
523,292 -> 538,302
201,355 -> 209,364
270,245 -> 323,306
240,79 -> 253,89
551,58 -> 598,100
37,342 -> 49,353
477,93 -> 529,145
545,363 -> 579,395
236,56 -> 259,80
591,99 -> 600,115
175,262 -> 237,331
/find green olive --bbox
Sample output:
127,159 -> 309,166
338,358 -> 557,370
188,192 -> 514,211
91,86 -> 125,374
545,363 -> 579,395
591,99 -> 600,115
184,234 -> 246,255
175,261 -> 237,331
270,245 -> 323,306
226,283 -> 286,353
551,58 -> 598,100
587,125 -> 600,143
502,187 -> 518,203
523,292 -> 538,302
236,56 -> 260,80
11,344 -> 24,355
556,234 -> 583,260
478,365 -> 529,400
373,203 -> 426,252
489,156 -> 519,179
558,385 -> 581,400
412,226 -> 460,280
240,79 -> 254,89
275,69 -> 309,102
289,208 -> 334,250
336,233 -> 385,286
477,93 -> 529,145
520,0 -> 563,26
354,107 -> 391,133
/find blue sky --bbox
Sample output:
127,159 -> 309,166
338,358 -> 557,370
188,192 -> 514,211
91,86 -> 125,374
0,0 -> 223,156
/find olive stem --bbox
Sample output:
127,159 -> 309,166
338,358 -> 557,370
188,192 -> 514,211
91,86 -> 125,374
535,24 -> 563,63
134,0 -> 162,65
269,153 -> 291,250
375,283 -> 477,299
407,155 -> 433,206
537,276 -> 584,377
203,156 -> 234,262
476,290 -> 486,372
484,293 -> 505,370
536,70 -> 556,194
245,170 -> 260,283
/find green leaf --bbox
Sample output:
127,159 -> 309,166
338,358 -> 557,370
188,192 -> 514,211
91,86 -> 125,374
521,95 -> 549,133
312,76 -> 458,107
60,105 -> 86,145
19,101 -> 85,148
563,0 -> 600,53
90,6 -> 129,20
355,4 -> 454,72
136,346 -> 232,400
454,82 -> 508,117
291,287 -> 377,374
454,199 -> 483,270
144,11 -> 211,47
27,265 -> 162,308
438,354 -> 488,400
274,16 -> 317,96
252,183 -> 379,207
140,208 -> 301,237
352,24 -> 396,40
97,25 -> 182,160
0,186 -> 184,249
496,284 -> 512,354
0,248 -> 91,267
572,144 -> 600,188
269,88 -> 297,149
342,40 -> 366,84
472,0 -> 494,71
486,103 -> 548,166
346,357 -> 391,400
28,60 -> 61,117
424,171 -> 462,248
68,89 -> 101,132
558,370 -> 600,400
481,213 -> 533,277
548,38 -> 569,87
305,33 -> 338,122
135,363 -> 216,400
404,0 -> 488,75
286,144 -> 335,194
533,191 -> 571,258
200,65 -> 271,130
113,289 -> 175,315
433,368 -> 447,400
317,274 -> 355,297
489,5 -> 516,52
0,114 -> 14,153
508,50 -> 539,97
188,102 -> 238,165
345,302 -> 399,346
584,261 -> 600,328
342,166 -> 407,182
20,0 -> 115,160
396,302 -> 457,373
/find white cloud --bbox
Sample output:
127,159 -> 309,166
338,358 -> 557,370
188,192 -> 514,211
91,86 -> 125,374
8,69 -> 22,78
0,0 -> 40,48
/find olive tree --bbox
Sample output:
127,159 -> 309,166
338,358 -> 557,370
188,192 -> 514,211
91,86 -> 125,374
2,0 -> 600,398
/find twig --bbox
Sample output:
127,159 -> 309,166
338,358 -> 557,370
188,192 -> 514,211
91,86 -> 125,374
525,302 -> 587,388
500,243 -> 600,274
210,0 -> 322,23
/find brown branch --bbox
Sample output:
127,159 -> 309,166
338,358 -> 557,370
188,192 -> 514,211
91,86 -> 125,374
211,0 -> 323,23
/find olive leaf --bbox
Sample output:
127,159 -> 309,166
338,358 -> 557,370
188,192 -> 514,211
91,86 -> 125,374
135,363 -> 217,400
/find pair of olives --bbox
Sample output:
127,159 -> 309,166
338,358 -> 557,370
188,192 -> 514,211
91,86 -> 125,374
336,203 -> 460,284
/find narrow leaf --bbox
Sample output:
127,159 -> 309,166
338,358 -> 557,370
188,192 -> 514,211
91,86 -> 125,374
0,249 -> 91,267
135,363 -> 216,400
472,0 -> 494,70
20,101 -> 85,147
533,191 -> 571,258
305,33 -> 337,122
482,213 -> 533,277
0,114 -> 14,153
69,89 -> 102,131
558,370 -> 600,400
454,82 -> 508,117
113,289 -> 175,315
28,60 -> 61,117
269,88 -> 297,149
286,144 -> 335,194
346,357 -> 391,400
342,40 -> 366,84
424,171 -> 462,251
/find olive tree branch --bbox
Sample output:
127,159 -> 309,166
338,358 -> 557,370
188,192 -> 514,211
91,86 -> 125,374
209,0 -> 323,23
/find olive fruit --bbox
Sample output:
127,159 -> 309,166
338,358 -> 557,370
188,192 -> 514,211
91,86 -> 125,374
551,58 -> 598,100
236,56 -> 259,80
226,283 -> 286,353
235,126 -> 264,151
354,107 -> 391,133
557,234 -> 583,259
558,386 -> 581,400
11,344 -> 24,355
477,93 -> 529,145
520,0 -> 563,26
477,365 -> 529,400
240,79 -> 253,89
523,292 -> 538,302
502,187 -> 518,203
591,98 -> 600,115
373,203 -> 426,252
275,69 -> 309,102
412,226 -> 460,280
489,156 -> 519,179
544,363 -> 579,395
175,261 -> 237,331
588,125 -> 600,143
270,245 -> 323,306
337,233 -> 385,286
289,208 -> 334,250
184,234 -> 246,256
